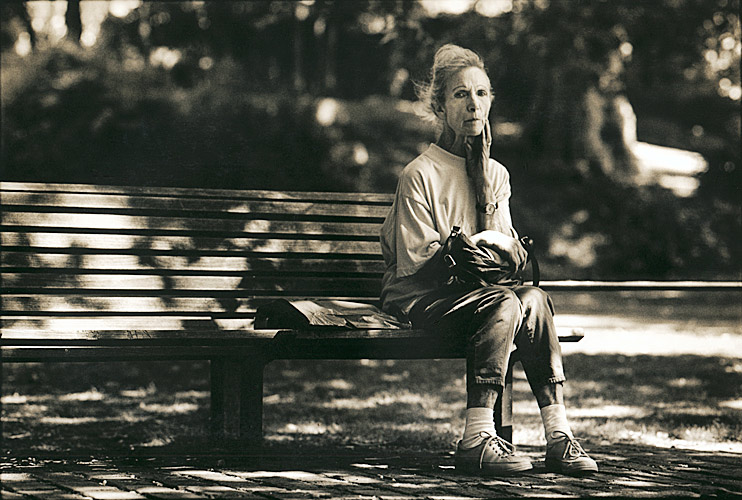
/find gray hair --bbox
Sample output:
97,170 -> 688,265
415,44 -> 490,122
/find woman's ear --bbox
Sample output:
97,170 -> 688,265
433,103 -> 446,120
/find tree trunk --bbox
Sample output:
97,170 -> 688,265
523,62 -> 638,181
65,0 -> 82,44
515,1 -> 639,181
323,6 -> 338,93
292,4 -> 306,93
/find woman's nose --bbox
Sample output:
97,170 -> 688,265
467,96 -> 478,112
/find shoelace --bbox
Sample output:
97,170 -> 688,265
550,430 -> 588,460
478,431 -> 516,467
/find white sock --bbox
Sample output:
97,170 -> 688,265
461,407 -> 496,448
540,404 -> 573,445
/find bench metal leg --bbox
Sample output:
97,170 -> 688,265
210,357 -> 265,443
494,360 -> 514,443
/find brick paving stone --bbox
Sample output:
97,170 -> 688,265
323,469 -> 404,498
610,478 -> 673,488
133,467 -> 266,499
35,471 -> 147,499
425,496 -> 492,500
426,472 -> 578,498
224,468 -> 382,497
523,484 -> 595,498
82,469 -> 208,499
0,490 -> 27,500
643,491 -> 705,498
1,471 -> 91,499
321,470 -> 388,486
374,496 -> 418,500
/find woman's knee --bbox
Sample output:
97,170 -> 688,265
516,286 -> 554,315
475,286 -> 521,317
470,287 -> 524,336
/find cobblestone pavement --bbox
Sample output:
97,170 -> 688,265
2,442 -> 741,499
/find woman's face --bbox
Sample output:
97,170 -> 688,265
438,66 -> 492,139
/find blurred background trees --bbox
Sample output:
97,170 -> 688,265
1,0 -> 739,280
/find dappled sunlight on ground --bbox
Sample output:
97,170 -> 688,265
2,353 -> 739,455
317,390 -> 455,410
275,421 -> 344,436
262,353 -> 742,455
138,402 -> 199,414
720,399 -> 742,409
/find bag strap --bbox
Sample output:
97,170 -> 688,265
519,236 -> 540,287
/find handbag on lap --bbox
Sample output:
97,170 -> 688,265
436,226 -> 539,288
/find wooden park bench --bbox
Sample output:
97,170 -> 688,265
1,181 -> 586,444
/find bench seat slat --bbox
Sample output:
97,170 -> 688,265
0,328 -> 584,364
0,346 -> 274,362
0,328 -> 278,341
0,322 -> 584,341
0,344 -> 465,361
0,345 -> 461,362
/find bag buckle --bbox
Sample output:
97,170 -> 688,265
443,254 -> 456,269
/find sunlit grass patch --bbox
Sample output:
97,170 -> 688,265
39,416 -> 103,425
667,377 -> 704,388
2,404 -> 50,417
319,390 -> 429,409
138,437 -> 176,448
276,422 -> 343,435
58,389 -> 104,402
567,405 -> 653,419
120,388 -> 150,398
120,383 -> 158,398
720,399 -> 742,409
137,402 -> 199,414
174,390 -> 209,399
1,393 -> 31,404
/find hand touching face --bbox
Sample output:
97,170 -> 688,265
438,67 -> 493,140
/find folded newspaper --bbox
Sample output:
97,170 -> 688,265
254,299 -> 410,330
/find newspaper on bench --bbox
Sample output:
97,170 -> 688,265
254,299 -> 410,330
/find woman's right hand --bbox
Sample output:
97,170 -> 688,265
464,120 -> 493,204
471,230 -> 528,271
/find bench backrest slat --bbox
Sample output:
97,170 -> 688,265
2,252 -> 386,273
1,181 -> 393,202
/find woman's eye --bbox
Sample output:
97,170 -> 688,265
478,89 -> 489,97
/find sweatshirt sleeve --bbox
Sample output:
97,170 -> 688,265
393,167 -> 443,278
491,159 -> 518,238
395,195 -> 442,277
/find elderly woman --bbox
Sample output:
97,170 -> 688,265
380,44 -> 597,476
